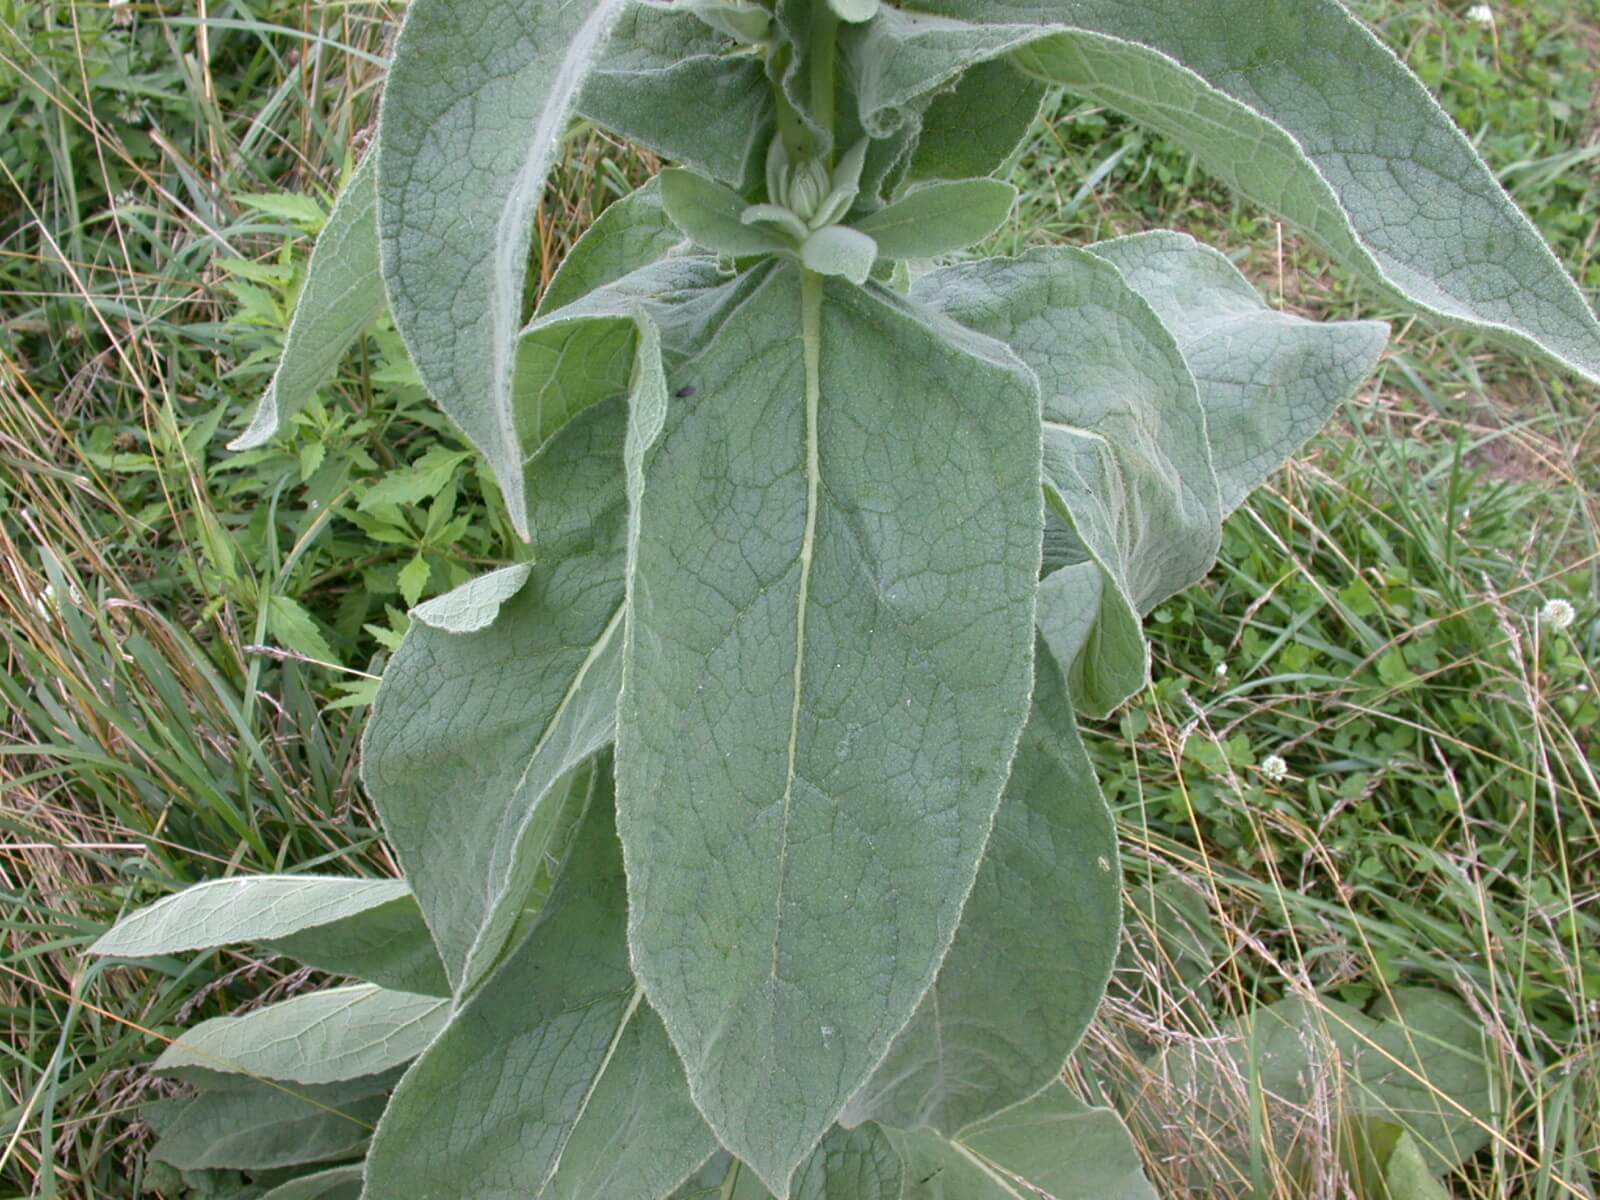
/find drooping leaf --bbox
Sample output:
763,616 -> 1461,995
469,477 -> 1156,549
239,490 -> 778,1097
843,641 -> 1119,1134
376,0 -> 627,540
154,985 -> 448,1086
849,0 -> 1600,385
618,262 -> 1042,1193
1159,990 -> 1493,1182
906,58 -> 1045,183
147,1074 -> 394,1173
915,247 -> 1219,715
91,877 -> 410,960
231,157 -> 383,450
540,178 -> 683,318
258,1166 -> 364,1200
582,5 -> 775,189
1088,230 -> 1388,513
362,775 -> 717,1200
852,180 -> 1016,260
882,1084 -> 1154,1199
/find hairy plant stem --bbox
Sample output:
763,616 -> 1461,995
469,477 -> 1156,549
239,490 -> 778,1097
809,4 -> 839,162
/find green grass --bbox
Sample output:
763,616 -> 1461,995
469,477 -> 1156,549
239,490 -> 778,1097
2,1 -> 1596,1196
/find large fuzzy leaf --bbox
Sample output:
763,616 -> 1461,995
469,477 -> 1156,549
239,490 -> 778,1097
92,877 -> 408,959
1088,231 -> 1388,514
258,1167 -> 364,1200
842,641 -> 1118,1134
915,248 -> 1218,716
376,0 -> 626,540
842,1 -> 1600,386
730,1125 -> 904,1200
154,985 -> 448,1086
884,1084 -> 1156,1199
362,775 -> 717,1200
231,156 -> 383,449
538,178 -> 683,318
361,401 -> 630,993
617,262 -> 1042,1193
265,893 -> 448,998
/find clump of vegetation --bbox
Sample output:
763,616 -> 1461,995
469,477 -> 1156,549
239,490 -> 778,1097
3,1 -> 1595,1197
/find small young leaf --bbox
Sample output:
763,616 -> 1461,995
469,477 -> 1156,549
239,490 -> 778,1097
660,168 -> 791,257
853,180 -> 1017,260
800,225 -> 878,284
397,556 -> 430,608
539,177 -> 682,317
91,877 -> 409,959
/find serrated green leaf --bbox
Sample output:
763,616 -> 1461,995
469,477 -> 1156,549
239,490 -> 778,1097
377,0 -> 627,541
1089,231 -> 1388,513
852,180 -> 1016,260
868,0 -> 1600,384
91,877 -> 410,959
843,642 -> 1118,1134
800,224 -> 878,283
396,556 -> 430,607
540,178 -> 682,318
258,1166 -> 364,1200
617,263 -> 1042,1193
232,158 -> 382,451
362,778 -> 717,1199
155,985 -> 448,1085
916,248 -> 1218,715
266,594 -> 339,665
237,192 -> 329,230
356,447 -> 469,512
660,168 -> 791,257
148,1074 -> 392,1173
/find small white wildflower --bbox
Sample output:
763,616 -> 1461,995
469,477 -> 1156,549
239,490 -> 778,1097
1465,4 -> 1494,25
1539,598 -> 1576,632
33,584 -> 56,618
1261,754 -> 1289,784
1213,662 -> 1229,683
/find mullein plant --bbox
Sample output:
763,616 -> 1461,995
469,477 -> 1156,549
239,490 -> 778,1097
92,1 -> 1599,1197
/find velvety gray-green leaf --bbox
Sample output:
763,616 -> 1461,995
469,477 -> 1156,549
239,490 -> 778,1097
258,1166 -> 364,1200
363,780 -> 717,1200
843,644 -> 1118,1135
617,263 -> 1042,1194
1034,560 -> 1147,718
232,156 -> 382,450
376,0 -> 626,541
852,180 -> 1016,261
1088,230 -> 1388,513
361,394 -> 633,993
155,985 -> 448,1085
660,169 -> 791,258
582,5 -> 774,189
957,1083 -> 1159,1200
540,178 -> 683,318
730,1124 -> 904,1200
91,877 -> 409,959
887,0 -> 1600,384
1160,989 -> 1492,1180
915,248 -> 1217,715
801,224 -> 878,284
906,58 -> 1045,183
266,892 -> 449,997
148,1074 -> 392,1173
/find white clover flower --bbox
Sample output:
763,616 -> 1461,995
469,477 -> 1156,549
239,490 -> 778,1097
1465,4 -> 1494,25
1213,662 -> 1229,683
1260,754 -> 1289,784
1539,598 -> 1576,632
